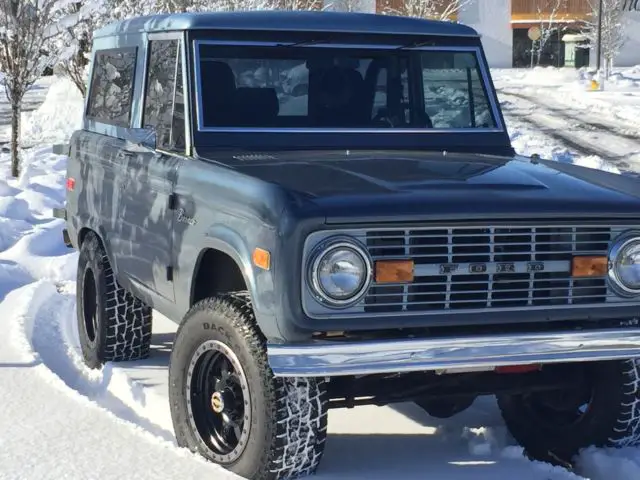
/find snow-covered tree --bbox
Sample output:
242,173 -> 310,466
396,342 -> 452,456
201,0 -> 273,11
52,0 -> 104,95
381,0 -> 471,20
531,0 -> 567,66
155,0 -> 276,14
581,0 -> 628,77
273,0 -> 323,10
155,0 -> 189,11
0,0 -> 70,177
53,0 -> 154,96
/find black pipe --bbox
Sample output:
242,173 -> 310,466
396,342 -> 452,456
596,0 -> 604,71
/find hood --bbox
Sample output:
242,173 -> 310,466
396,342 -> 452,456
197,150 -> 640,224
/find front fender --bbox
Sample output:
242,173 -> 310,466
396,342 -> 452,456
183,224 -> 284,342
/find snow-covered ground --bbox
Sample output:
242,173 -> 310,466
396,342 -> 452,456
493,65 -> 640,177
0,67 -> 640,480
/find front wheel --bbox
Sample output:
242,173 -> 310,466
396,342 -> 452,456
169,293 -> 328,480
497,360 -> 640,466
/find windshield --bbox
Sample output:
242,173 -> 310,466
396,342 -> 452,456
195,43 -> 497,131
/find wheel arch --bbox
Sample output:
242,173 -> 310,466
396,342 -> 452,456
189,227 -> 257,310
186,224 -> 283,342
76,226 -> 119,278
190,246 -> 250,306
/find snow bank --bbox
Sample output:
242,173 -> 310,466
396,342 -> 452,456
21,76 -> 84,145
493,65 -> 640,91
493,66 -> 583,88
577,446 -> 640,479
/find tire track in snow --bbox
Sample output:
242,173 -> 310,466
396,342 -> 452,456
500,102 -> 640,178
498,90 -> 640,177
15,279 -> 177,444
503,106 -> 613,158
498,89 -> 640,142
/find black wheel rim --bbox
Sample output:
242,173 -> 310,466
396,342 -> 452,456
186,340 -> 251,464
82,268 -> 98,344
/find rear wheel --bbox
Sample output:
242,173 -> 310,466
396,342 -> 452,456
76,231 -> 153,369
169,293 -> 328,480
497,360 -> 640,466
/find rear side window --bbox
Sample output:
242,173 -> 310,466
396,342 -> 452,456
86,47 -> 137,127
142,39 -> 185,153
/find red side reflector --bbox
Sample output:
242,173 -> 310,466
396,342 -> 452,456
66,178 -> 75,191
495,364 -> 540,374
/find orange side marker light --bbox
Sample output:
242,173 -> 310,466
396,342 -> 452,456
253,248 -> 271,271
375,259 -> 414,283
572,256 -> 608,278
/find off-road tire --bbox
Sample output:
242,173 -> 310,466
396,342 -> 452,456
497,360 -> 640,466
76,231 -> 153,369
169,293 -> 328,480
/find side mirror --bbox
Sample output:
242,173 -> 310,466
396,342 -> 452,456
123,128 -> 157,152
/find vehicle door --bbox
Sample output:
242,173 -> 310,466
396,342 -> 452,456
80,45 -> 140,279
118,35 -> 188,302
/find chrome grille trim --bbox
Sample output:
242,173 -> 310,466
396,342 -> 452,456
366,225 -> 610,313
301,223 -> 640,319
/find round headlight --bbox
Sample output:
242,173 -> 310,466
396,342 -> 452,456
610,236 -> 640,295
310,239 -> 372,307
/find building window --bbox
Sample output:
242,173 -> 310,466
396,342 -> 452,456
143,39 -> 186,153
86,48 -> 137,127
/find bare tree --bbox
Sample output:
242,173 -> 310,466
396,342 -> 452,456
582,0 -> 628,77
0,0 -> 67,177
531,0 -> 567,66
381,0 -> 471,21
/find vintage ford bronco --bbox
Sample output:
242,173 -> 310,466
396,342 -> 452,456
56,9 -> 640,480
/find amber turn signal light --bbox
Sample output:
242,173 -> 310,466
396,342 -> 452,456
375,259 -> 414,283
252,248 -> 271,270
572,256 -> 608,278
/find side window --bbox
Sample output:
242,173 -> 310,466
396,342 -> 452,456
86,48 -> 137,127
143,39 -> 185,153
421,52 -> 495,129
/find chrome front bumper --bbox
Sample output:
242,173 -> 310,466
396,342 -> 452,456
267,328 -> 640,377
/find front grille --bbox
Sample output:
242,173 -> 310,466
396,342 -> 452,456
364,225 -> 613,313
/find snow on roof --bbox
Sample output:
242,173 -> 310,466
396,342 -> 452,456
562,33 -> 588,42
94,10 -> 480,39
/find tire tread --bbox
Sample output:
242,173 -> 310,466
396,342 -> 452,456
175,292 -> 327,480
83,232 -> 152,363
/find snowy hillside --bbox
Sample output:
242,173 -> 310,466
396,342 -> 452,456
0,67 -> 639,480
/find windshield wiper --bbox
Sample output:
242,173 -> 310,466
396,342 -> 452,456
396,40 -> 436,50
277,38 -> 332,47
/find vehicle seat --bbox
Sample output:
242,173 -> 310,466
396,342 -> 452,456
234,87 -> 280,127
314,66 -> 368,127
200,60 -> 236,126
